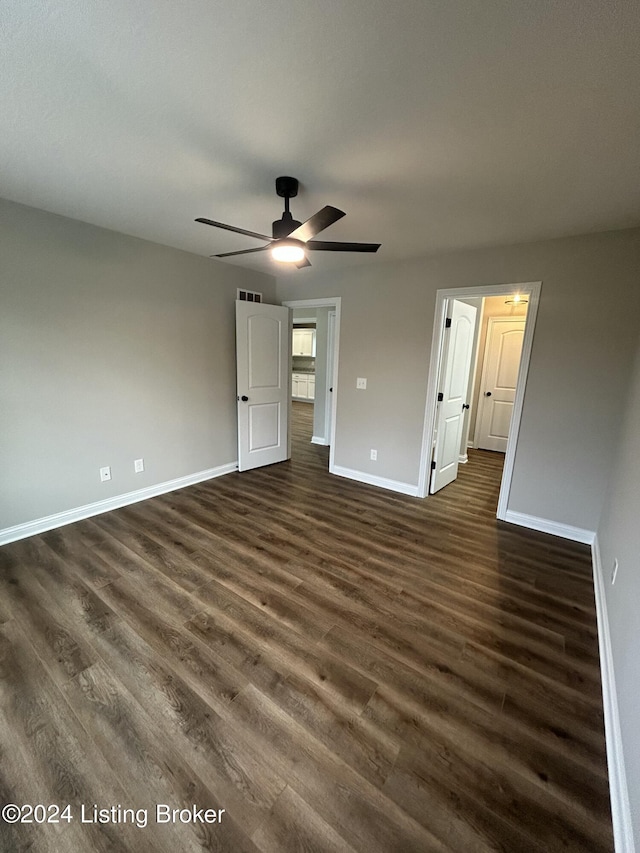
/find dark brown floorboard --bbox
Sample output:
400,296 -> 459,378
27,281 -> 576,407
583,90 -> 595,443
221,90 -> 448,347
0,401 -> 613,852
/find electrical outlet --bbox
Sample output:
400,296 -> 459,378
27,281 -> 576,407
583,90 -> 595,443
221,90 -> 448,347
370,449 -> 377,461
100,466 -> 111,482
356,377 -> 367,390
611,558 -> 619,585
134,458 -> 144,473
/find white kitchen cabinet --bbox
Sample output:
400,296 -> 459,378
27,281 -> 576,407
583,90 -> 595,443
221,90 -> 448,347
292,372 -> 315,401
292,328 -> 316,357
292,372 -> 306,399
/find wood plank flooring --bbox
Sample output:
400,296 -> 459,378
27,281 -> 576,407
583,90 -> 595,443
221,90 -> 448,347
0,402 -> 613,852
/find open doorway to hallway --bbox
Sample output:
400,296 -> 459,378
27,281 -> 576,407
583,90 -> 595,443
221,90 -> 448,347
291,307 -> 319,432
283,297 -> 341,472
419,282 -> 541,519
461,294 -> 529,457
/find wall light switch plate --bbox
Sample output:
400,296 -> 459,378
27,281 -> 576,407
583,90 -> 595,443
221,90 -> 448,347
134,458 -> 144,473
370,449 -> 377,461
100,466 -> 111,482
356,377 -> 367,390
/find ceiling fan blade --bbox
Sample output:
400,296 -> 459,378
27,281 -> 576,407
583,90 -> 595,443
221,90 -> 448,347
212,245 -> 271,258
196,218 -> 272,242
306,240 -> 381,253
288,206 -> 345,242
295,256 -> 312,269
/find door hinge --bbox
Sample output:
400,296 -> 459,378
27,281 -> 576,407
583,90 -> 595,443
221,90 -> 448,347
445,318 -> 452,328
437,392 -> 444,402
431,460 -> 436,470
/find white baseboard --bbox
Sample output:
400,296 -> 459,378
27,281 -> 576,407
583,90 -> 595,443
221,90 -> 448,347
459,453 -> 469,464
331,465 -> 419,497
592,536 -> 635,853
0,462 -> 238,546
311,436 -> 329,446
503,510 -> 595,544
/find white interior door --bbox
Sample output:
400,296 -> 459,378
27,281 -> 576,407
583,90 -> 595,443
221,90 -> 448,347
325,310 -> 336,444
477,318 -> 525,452
236,301 -> 290,472
430,300 -> 477,493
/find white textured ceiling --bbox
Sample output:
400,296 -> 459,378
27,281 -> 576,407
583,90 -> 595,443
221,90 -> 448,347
2,0 -> 640,275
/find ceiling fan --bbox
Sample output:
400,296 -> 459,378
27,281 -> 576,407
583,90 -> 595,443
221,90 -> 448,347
195,176 -> 381,269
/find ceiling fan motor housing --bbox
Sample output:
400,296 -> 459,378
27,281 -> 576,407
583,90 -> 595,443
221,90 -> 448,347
272,211 -> 302,239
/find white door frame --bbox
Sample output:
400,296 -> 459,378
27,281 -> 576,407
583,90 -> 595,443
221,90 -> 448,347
418,282 -> 542,519
282,297 -> 341,474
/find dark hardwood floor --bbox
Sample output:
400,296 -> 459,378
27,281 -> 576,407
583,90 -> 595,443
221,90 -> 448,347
0,401 -> 613,852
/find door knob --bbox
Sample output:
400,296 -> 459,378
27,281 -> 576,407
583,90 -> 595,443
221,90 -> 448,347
240,395 -> 249,402
485,391 -> 492,397
462,403 -> 470,410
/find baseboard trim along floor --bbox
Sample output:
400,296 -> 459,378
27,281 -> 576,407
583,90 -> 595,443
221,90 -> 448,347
0,462 -> 238,546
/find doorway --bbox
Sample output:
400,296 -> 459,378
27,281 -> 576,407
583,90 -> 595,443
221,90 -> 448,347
282,297 -> 341,474
418,282 -> 541,519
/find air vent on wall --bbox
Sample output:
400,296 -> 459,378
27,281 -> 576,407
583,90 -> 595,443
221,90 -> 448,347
237,289 -> 262,303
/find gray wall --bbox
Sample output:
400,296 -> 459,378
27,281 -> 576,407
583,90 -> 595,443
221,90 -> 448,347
292,308 -> 317,321
277,227 -> 640,531
0,197 -> 275,531
597,331 -> 640,848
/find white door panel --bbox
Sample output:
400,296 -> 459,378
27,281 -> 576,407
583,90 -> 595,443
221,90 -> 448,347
440,415 -> 461,473
236,301 -> 290,471
430,300 -> 477,493
496,332 -> 523,388
249,316 -> 281,386
477,319 -> 525,453
489,400 -> 514,440
249,403 -> 280,451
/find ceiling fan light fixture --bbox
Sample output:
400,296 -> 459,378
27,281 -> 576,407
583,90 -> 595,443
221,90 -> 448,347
271,238 -> 306,263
